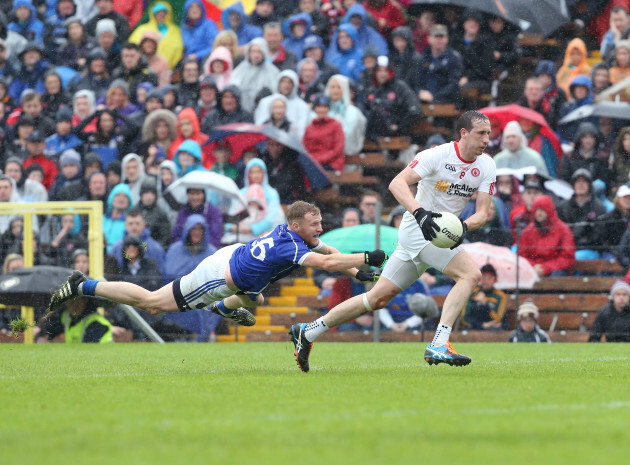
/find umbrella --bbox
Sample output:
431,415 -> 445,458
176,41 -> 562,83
460,242 -> 539,289
207,123 -> 331,191
0,266 -> 78,307
319,224 -> 400,257
558,101 -> 630,125
595,76 -> 630,103
408,0 -> 570,36
496,166 -> 574,200
164,170 -> 247,215
479,104 -> 562,158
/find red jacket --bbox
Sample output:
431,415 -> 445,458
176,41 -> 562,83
364,0 -> 406,36
302,116 -> 345,171
113,1 -> 144,29
23,154 -> 58,190
519,195 -> 576,276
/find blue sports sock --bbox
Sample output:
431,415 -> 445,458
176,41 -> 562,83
216,299 -> 233,315
78,280 -> 98,296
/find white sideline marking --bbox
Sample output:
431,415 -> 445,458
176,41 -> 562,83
463,401 -> 630,416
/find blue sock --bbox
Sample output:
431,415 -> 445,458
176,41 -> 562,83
216,299 -> 233,315
78,280 -> 98,296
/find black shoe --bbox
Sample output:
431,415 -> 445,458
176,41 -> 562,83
49,271 -> 87,312
288,323 -> 312,373
209,303 -> 256,326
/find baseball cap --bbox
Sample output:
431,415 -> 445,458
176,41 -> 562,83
616,184 -> 630,198
429,24 -> 448,37
517,300 -> 539,320
312,94 -> 330,108
27,130 -> 46,142
480,264 -> 497,277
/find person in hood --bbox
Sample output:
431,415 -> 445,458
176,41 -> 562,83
557,168 -> 606,259
324,74 -> 366,155
508,300 -> 551,343
45,107 -> 84,159
331,4 -> 387,58
137,108 -> 176,175
519,195 -> 576,277
532,60 -> 567,129
255,69 -> 312,139
0,10 -> 27,63
302,94 -> 345,171
556,37 -> 592,96
558,121 -> 611,188
248,0 -> 280,29
8,0 -> 44,44
86,0 -> 130,42
325,23 -> 365,83
303,34 -> 340,85
139,30 -> 171,87
157,159 -> 185,225
230,38 -> 279,112
259,138 -> 307,205
48,149 -> 83,201
181,0 -> 218,63
486,14 -> 521,73
172,138 -> 206,177
42,0 -> 76,62
201,84 -> 253,134
113,232 -> 162,290
297,57 -> 325,104
282,12 -> 313,60
557,74 -> 596,144
359,55 -> 422,141
610,39 -> 630,85
202,46 -> 233,92
257,93 -> 298,138
589,279 -> 630,343
129,2 -> 183,69
3,156 -> 47,202
171,180 -> 223,249
363,0 -> 405,39
357,44 -> 378,97
388,26 -> 422,92
168,107 -> 211,162
40,70 -> 71,121
493,121 -> 549,175
67,48 -> 111,101
121,153 -> 147,205
221,1 -> 262,49
9,43 -> 49,102
137,179 -> 172,249
103,182 -> 134,250
112,0 -> 143,30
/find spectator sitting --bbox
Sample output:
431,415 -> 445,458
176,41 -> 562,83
259,93 -> 299,138
171,184 -> 223,250
303,34 -> 340,85
533,60 -> 567,130
516,77 -> 555,129
6,114 -> 34,161
45,107 -> 84,159
163,214 -> 217,284
388,26 -> 422,93
487,15 -> 521,74
556,37 -> 592,96
222,183 -> 270,244
23,130 -> 58,190
121,153 -> 147,205
600,6 -> 630,59
137,180 -> 171,250
40,70 -> 71,121
17,90 -> 56,137
230,37 -> 278,113
359,190 -> 382,224
3,157 -> 47,203
611,40 -> 630,85
296,58 -> 325,104
103,183 -> 134,251
209,142 -> 238,182
138,31 -> 171,87
417,24 -> 463,106
67,48 -> 111,101
589,279 -> 630,342
112,234 -> 162,291
180,0 -> 218,65
56,152 -> 102,202
247,0 -> 279,29
137,108 -> 177,176
109,207 -> 166,273
557,75 -> 595,144
106,160 -> 121,189
591,63 -> 612,98
201,85 -> 253,135
46,213 -> 88,268
558,168 -> 606,260
495,173 -> 524,216
56,16 -> 97,71
493,121 -> 549,176
112,42 -> 158,105
175,59 -> 201,109
519,195 -> 576,277
8,1 -> 44,45
262,21 -> 297,72
302,94 -> 345,172
325,23 -> 365,83
260,139 -> 307,204
295,0 -> 328,48
461,264 -> 508,330
325,74 -> 367,155
363,0 -> 405,39
221,2 -> 262,50
465,197 -> 513,247
201,47 -> 232,93
282,12 -> 312,60
168,108 -> 210,163
558,122 -> 611,189
86,0 -> 131,42
508,300 -> 551,343
334,4 -> 387,56
48,149 -> 82,201
128,2 -> 183,69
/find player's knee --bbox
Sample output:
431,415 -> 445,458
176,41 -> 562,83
256,294 -> 264,306
465,268 -> 482,285
373,293 -> 395,310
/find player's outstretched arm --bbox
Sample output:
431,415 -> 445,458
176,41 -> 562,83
302,249 -> 388,272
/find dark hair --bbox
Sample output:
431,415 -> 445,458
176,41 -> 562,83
121,42 -> 140,52
456,110 -> 490,134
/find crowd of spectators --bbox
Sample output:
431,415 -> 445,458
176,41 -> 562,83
3,1 -> 630,341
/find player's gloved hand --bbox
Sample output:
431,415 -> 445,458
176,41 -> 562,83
364,249 -> 388,267
450,220 -> 468,249
413,207 -> 442,240
355,270 -> 379,282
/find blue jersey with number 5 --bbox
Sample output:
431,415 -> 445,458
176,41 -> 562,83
228,224 -> 314,295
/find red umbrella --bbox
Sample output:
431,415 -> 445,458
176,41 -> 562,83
479,104 -> 562,159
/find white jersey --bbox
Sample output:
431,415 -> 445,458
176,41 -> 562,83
398,141 -> 496,255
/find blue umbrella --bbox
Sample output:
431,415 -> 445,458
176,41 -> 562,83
207,123 -> 331,191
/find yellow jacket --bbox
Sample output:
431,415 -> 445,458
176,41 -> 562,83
130,1 -> 183,69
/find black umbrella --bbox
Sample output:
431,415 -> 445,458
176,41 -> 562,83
409,0 -> 571,36
0,266 -> 76,307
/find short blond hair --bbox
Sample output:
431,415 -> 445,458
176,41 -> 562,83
286,201 -> 320,224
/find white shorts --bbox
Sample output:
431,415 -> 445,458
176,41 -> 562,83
173,244 -> 243,311
381,240 -> 461,291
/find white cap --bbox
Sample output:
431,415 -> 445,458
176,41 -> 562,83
377,56 -> 389,68
617,184 -> 630,198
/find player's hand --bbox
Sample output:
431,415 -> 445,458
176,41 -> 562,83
355,270 -> 379,282
413,208 -> 442,240
364,249 -> 388,267
450,220 -> 467,249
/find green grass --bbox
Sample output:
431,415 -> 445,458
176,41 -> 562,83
1,343 -> 629,465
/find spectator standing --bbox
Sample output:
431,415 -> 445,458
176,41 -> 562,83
103,183 -> 134,251
302,94 -> 345,171
221,2 -> 262,49
8,0 -> 44,44
137,180 -> 171,250
598,184 -> 630,260
388,26 -> 422,92
202,47 -> 233,92
201,85 -> 253,135
180,0 -> 219,64
363,0 -> 405,39
129,2 -> 183,69
86,0 -> 130,42
532,60 -> 567,130
589,280 -> 630,342
325,23 -> 365,83
493,121 -> 549,176
556,38 -> 592,96
325,73 -> 366,155
171,186 -> 223,250
558,122 -> 611,189
263,22 -> 297,72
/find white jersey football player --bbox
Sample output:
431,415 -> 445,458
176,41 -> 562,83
290,110 -> 496,372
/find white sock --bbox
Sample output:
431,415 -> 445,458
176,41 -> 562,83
431,324 -> 452,347
304,317 -> 329,342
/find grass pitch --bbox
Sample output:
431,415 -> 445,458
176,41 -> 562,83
1,342 -> 628,465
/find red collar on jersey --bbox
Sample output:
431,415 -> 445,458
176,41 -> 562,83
454,141 -> 474,164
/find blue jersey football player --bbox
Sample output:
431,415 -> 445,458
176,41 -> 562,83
49,201 -> 388,326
